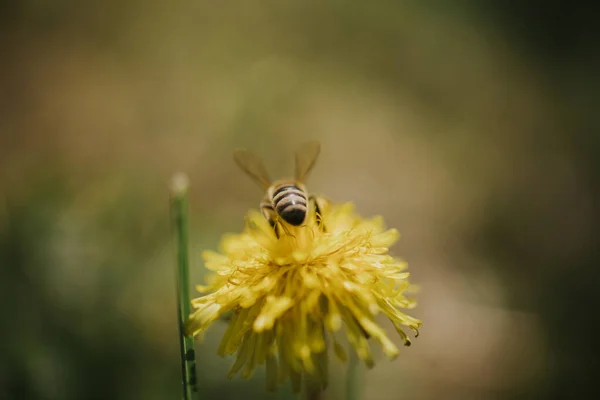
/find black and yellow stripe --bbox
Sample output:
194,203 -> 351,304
272,184 -> 307,226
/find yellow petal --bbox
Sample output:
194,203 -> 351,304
370,228 -> 400,248
253,296 -> 294,332
184,303 -> 222,336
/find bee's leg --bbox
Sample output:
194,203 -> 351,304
272,218 -> 282,239
261,204 -> 281,238
309,195 -> 327,232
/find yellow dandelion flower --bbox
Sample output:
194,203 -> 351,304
185,200 -> 422,391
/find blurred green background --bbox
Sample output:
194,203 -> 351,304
1,1 -> 598,399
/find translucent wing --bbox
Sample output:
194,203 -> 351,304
295,140 -> 321,182
233,148 -> 272,189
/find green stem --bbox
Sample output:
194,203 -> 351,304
345,351 -> 361,400
171,173 -> 198,400
301,378 -> 323,400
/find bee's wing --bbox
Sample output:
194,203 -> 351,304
294,140 -> 321,183
233,148 -> 272,189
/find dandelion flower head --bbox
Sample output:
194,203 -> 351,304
185,200 -> 422,391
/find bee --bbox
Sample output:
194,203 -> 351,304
233,140 -> 325,235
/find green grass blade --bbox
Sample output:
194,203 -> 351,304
345,350 -> 361,400
171,173 -> 199,400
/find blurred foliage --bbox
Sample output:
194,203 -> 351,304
1,1 -> 598,399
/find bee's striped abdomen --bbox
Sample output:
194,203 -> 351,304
272,184 -> 307,226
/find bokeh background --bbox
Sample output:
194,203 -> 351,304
2,1 -> 598,399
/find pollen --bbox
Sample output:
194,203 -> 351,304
185,200 -> 422,391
